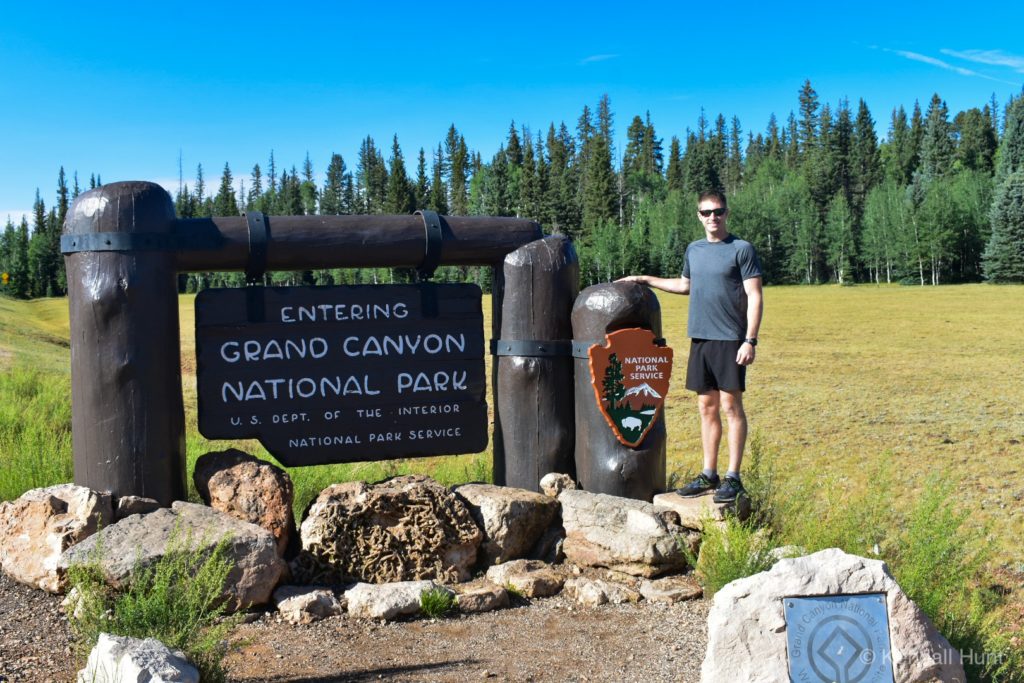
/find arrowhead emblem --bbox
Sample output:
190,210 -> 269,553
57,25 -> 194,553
587,328 -> 673,447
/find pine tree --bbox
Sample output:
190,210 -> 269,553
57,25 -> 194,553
445,126 -> 469,215
386,135 -> 415,214
982,171 -> 1024,282
519,135 -> 542,220
726,116 -> 743,193
506,121 -> 523,168
10,217 -> 30,298
300,153 -> 318,215
666,137 -> 684,191
414,148 -> 429,210
851,99 -> 882,227
797,80 -> 820,161
321,154 -> 348,215
919,94 -> 955,179
429,144 -> 448,214
996,96 -> 1024,181
954,107 -> 997,173
248,163 -> 264,211
483,147 -> 512,216
582,133 -> 616,229
213,163 -> 239,216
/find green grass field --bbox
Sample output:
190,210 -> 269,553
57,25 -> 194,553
1,284 -> 1022,560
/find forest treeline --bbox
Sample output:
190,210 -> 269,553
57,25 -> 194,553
3,80 -> 1023,298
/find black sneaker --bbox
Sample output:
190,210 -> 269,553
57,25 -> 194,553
713,476 -> 746,503
676,473 -> 720,497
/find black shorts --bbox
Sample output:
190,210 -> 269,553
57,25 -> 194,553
685,339 -> 746,393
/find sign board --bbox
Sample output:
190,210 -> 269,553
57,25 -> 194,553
587,328 -> 673,447
785,594 -> 895,683
195,284 -> 487,466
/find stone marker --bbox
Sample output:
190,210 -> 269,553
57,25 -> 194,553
701,548 -> 965,683
639,574 -> 703,603
455,483 -> 559,565
273,585 -> 345,624
0,484 -> 112,593
485,559 -> 565,598
60,501 -> 285,610
558,489 -> 692,577
292,475 -> 482,584
453,581 -> 510,614
193,448 -> 296,556
652,489 -> 750,528
345,580 -> 451,620
114,496 -> 161,521
77,633 -> 198,683
563,577 -> 641,606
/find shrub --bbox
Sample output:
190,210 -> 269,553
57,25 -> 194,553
66,528 -> 241,683
420,587 -> 456,618
685,515 -> 778,598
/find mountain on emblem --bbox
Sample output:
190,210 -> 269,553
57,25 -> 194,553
587,328 -> 673,448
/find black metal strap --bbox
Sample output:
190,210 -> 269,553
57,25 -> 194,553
572,336 -> 666,358
245,211 -> 269,285
415,210 -> 443,281
61,232 -> 175,254
490,339 -> 573,357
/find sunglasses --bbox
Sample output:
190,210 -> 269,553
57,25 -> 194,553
699,208 -> 728,218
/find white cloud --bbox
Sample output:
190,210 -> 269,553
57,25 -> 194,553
883,48 -> 1018,85
1,209 -> 31,225
579,54 -> 619,65
940,49 -> 1024,73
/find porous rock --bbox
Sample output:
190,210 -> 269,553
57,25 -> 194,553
0,484 -> 112,593
345,580 -> 450,620
455,483 -> 559,564
77,633 -> 198,683
114,496 -> 161,520
193,449 -> 296,556
273,585 -> 345,624
701,548 -> 965,683
292,475 -> 482,584
639,574 -> 703,603
652,489 -> 750,528
539,472 -> 576,498
563,577 -> 641,606
60,501 -> 285,610
453,581 -> 510,613
558,489 -> 691,577
485,559 -> 564,598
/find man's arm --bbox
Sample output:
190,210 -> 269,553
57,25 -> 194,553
616,274 -> 690,295
736,276 -> 763,366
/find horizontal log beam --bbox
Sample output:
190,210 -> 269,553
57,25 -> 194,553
174,214 -> 544,272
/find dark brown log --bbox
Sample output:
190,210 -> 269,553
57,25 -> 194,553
571,282 -> 665,500
63,181 -> 186,505
175,214 -> 543,271
495,237 -> 579,489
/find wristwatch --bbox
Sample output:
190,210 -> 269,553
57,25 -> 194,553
744,338 -> 758,346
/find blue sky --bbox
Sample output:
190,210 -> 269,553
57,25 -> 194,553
2,1 -> 1023,224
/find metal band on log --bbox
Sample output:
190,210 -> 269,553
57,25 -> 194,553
62,180 -> 544,503
494,236 -> 579,490
571,282 -> 666,500
63,182 -> 187,505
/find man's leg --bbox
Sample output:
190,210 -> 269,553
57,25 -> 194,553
719,389 -> 747,474
698,390 -> 723,472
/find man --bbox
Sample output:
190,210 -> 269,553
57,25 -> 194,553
618,189 -> 763,502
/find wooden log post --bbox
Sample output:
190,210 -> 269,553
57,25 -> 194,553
571,282 -> 666,500
494,236 -> 579,489
63,182 -> 186,504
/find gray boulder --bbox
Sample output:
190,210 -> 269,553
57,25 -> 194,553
0,484 -> 112,593
563,577 -> 641,606
114,496 -> 161,521
77,633 -> 198,683
701,548 -> 965,683
485,559 -> 564,598
539,472 -> 576,498
558,489 -> 692,577
292,475 -> 482,584
652,489 -> 750,528
273,585 -> 345,624
453,581 -> 510,613
455,483 -> 559,564
60,501 -> 285,610
345,580 -> 451,620
639,574 -> 703,603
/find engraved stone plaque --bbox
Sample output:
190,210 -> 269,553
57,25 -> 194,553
784,594 -> 895,683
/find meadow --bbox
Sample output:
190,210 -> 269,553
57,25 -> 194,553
2,284 -> 1022,559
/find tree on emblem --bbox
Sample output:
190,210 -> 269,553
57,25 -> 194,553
602,353 -> 625,409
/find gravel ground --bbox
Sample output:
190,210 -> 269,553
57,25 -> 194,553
0,572 -> 710,683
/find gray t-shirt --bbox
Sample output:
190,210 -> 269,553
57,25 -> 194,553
682,235 -> 762,340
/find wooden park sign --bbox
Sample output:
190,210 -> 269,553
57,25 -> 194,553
196,283 -> 487,466
587,328 -> 673,447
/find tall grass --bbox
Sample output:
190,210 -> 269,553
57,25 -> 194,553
0,365 -> 72,499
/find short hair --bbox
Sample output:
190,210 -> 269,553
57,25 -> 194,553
697,189 -> 728,208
